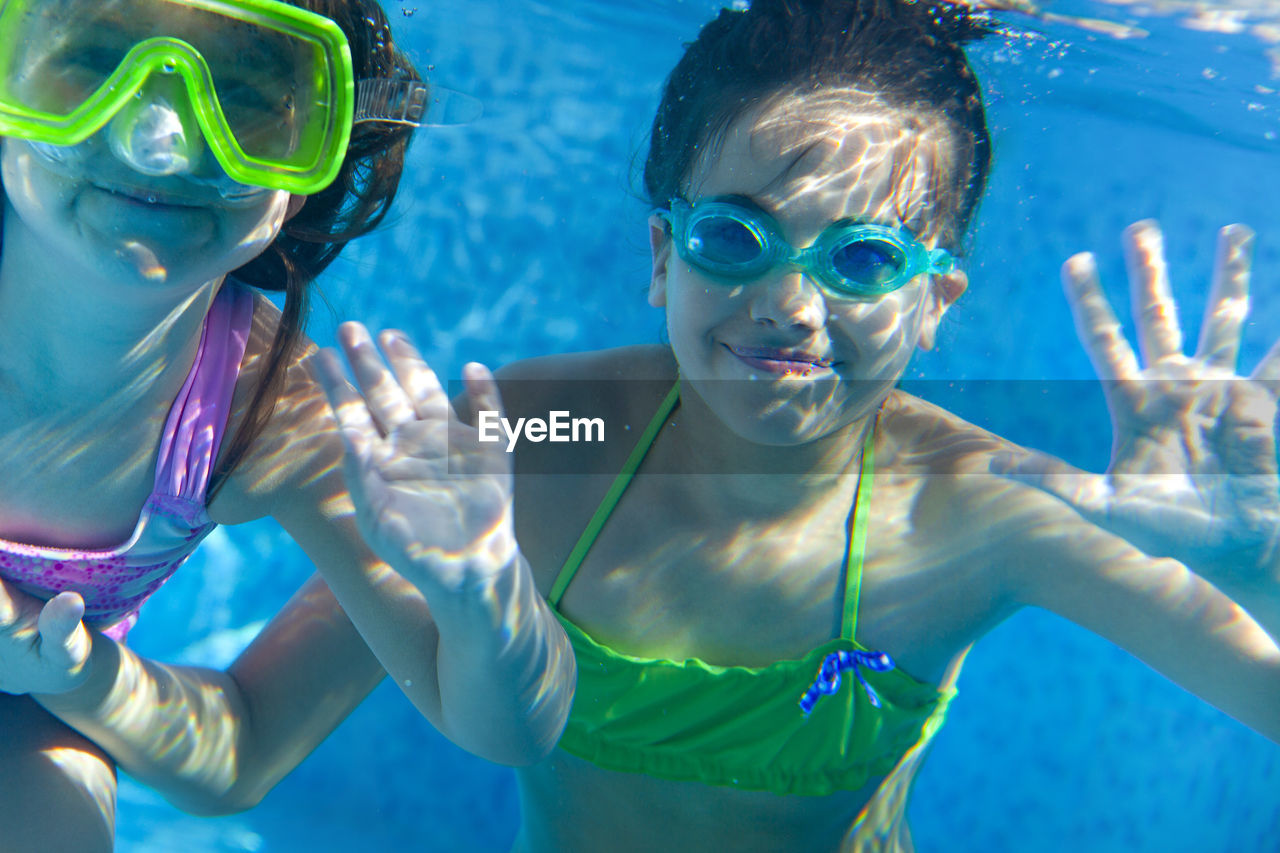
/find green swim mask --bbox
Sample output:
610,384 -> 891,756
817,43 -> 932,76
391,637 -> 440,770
657,197 -> 955,298
0,0 -> 429,195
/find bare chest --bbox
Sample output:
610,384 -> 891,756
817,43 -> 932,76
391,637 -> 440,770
0,397 -> 168,548
523,472 -> 1004,684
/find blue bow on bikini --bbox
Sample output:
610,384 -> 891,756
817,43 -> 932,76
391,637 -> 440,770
799,648 -> 896,714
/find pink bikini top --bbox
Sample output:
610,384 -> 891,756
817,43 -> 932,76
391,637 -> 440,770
0,284 -> 254,641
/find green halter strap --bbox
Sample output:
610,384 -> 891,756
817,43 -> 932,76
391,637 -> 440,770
841,424 -> 877,640
548,380 -> 877,642
548,382 -> 681,606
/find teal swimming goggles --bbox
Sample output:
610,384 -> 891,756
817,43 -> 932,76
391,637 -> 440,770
0,0 -> 433,195
657,197 -> 955,297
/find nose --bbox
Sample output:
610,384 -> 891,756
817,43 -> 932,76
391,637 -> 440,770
748,267 -> 828,331
108,72 -> 205,177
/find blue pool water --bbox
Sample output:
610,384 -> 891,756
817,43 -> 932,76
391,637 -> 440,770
118,0 -> 1280,849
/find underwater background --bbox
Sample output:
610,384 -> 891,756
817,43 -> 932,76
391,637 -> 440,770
117,0 -> 1280,849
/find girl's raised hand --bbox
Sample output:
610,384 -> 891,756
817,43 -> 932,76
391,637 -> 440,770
312,322 -> 518,598
0,578 -> 92,696
998,221 -> 1280,587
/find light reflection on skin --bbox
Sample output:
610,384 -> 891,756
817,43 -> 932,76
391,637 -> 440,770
2,136 -> 289,287
0,153 -> 278,548
0,694 -> 114,852
499,84 -> 1280,853
41,747 -> 116,832
664,93 -> 964,456
16,314 -> 572,817
738,90 -> 951,240
93,650 -> 240,793
1,74 -> 411,847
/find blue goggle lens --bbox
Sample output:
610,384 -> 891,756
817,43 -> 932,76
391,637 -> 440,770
828,236 -> 907,287
687,215 -> 766,267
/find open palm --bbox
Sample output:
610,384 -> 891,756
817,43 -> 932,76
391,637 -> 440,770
315,324 -> 517,596
1003,221 -> 1280,582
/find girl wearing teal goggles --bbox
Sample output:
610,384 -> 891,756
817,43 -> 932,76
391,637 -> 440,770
0,1 -> 573,849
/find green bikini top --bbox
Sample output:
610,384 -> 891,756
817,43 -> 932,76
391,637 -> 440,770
548,383 -> 957,797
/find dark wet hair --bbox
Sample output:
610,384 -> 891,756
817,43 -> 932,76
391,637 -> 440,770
643,0 -> 993,251
210,0 -> 420,497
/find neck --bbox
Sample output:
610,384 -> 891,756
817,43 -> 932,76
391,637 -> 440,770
0,203 -> 220,410
660,381 -> 878,519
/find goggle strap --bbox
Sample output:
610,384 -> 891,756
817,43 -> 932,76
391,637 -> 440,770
354,78 -> 429,126
927,248 -> 955,275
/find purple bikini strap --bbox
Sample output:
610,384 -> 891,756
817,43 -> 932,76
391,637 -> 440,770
153,284 -> 254,501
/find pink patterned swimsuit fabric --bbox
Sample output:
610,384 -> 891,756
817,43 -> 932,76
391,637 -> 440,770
0,284 -> 254,641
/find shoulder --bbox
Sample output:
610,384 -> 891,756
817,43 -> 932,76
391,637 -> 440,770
876,388 -> 1100,568
208,295 -> 335,524
880,391 -> 1177,615
221,289 -> 302,411
878,388 -> 1013,475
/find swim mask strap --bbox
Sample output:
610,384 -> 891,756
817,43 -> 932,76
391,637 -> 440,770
354,79 -> 428,126
355,79 -> 483,128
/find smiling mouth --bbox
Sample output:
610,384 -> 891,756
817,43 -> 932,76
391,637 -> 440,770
726,344 -> 835,375
92,181 -> 200,209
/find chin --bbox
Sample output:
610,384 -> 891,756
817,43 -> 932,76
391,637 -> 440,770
718,396 -> 852,448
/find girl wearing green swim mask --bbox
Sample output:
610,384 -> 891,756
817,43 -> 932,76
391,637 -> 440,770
317,1 -> 1280,850
0,1 -> 572,850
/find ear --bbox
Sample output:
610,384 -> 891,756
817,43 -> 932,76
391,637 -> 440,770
648,212 -> 673,308
917,269 -> 967,351
285,194 -> 307,223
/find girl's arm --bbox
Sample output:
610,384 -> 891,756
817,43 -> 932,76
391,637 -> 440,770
31,416 -> 571,813
303,322 -> 575,765
24,573 -> 386,814
999,493 -> 1280,743
29,487 -> 568,813
997,221 -> 1280,638
24,325 -> 574,813
991,220 -> 1280,740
